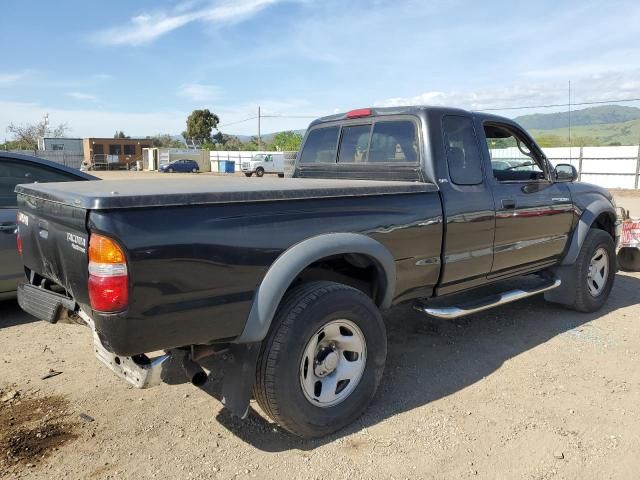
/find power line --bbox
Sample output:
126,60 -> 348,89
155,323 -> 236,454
216,115 -> 258,128
215,96 -> 640,130
478,96 -> 640,112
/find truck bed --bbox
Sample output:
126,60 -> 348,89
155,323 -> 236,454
15,176 -> 436,210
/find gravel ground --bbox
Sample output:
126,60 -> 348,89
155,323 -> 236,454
1,271 -> 639,479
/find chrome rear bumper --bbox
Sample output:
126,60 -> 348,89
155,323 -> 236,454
78,310 -> 171,388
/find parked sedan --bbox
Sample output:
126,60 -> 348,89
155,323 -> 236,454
0,152 -> 97,299
160,159 -> 200,173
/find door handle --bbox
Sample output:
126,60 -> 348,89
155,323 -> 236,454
501,199 -> 516,209
0,223 -> 18,232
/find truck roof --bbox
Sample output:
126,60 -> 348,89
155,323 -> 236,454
310,105 -> 510,128
15,176 -> 435,210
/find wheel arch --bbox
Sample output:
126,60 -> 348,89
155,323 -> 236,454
235,233 -> 396,343
561,198 -> 617,265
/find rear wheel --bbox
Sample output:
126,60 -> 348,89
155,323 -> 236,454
278,173 -> 285,178
254,281 -> 386,438
192,167 -> 198,173
256,167 -> 264,178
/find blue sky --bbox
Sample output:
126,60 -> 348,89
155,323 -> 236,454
1,0 -> 639,138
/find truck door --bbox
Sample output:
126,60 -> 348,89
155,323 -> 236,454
481,122 -> 573,275
436,114 -> 496,295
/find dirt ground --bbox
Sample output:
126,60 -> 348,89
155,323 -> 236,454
1,271 -> 639,479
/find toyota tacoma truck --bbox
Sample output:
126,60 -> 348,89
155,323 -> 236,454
16,106 -> 619,438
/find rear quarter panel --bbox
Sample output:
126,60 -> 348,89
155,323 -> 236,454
88,192 -> 443,354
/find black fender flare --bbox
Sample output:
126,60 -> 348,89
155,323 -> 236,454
561,198 -> 617,265
235,232 -> 396,343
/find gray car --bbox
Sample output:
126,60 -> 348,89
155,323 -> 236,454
0,152 -> 96,299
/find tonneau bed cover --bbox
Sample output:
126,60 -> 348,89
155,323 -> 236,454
16,176 -> 436,210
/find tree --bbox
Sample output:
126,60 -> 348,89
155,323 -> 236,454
184,109 -> 220,144
147,134 -> 185,148
114,131 -> 130,139
270,131 -> 303,151
6,117 -> 68,151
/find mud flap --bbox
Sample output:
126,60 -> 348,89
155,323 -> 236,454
544,265 -> 577,306
221,342 -> 261,419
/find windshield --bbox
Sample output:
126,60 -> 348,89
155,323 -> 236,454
253,154 -> 267,161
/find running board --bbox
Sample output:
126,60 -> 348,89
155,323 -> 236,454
415,278 -> 561,319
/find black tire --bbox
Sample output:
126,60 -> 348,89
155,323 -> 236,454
254,281 -> 386,438
570,229 -> 616,312
168,168 -> 174,173
192,168 -> 198,173
277,173 -> 285,178
244,172 -> 253,177
618,247 -> 640,271
256,167 -> 264,178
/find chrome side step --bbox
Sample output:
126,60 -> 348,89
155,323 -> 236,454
415,278 -> 561,319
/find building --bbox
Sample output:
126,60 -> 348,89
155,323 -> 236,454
142,147 -> 211,172
38,137 -> 83,153
83,137 -> 152,168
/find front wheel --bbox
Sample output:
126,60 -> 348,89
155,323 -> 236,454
255,167 -> 264,178
168,168 -> 174,173
254,281 -> 386,438
570,229 -> 616,312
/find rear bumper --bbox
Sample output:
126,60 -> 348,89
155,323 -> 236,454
78,310 -> 172,389
17,283 -> 171,388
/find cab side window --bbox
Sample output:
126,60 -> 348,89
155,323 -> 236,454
442,115 -> 483,185
484,124 -> 546,182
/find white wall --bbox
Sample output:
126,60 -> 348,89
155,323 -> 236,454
491,145 -> 640,189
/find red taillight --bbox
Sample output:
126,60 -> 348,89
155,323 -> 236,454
346,108 -> 372,119
88,275 -> 128,312
88,233 -> 128,312
16,231 -> 23,255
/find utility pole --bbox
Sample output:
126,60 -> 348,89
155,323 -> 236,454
568,81 -> 572,150
258,106 -> 262,150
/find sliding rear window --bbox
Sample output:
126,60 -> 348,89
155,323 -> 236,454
300,119 -> 419,164
298,126 -> 340,164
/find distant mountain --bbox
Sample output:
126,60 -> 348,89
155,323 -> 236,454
514,105 -> 640,130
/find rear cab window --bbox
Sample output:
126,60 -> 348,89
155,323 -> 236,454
299,118 -> 419,165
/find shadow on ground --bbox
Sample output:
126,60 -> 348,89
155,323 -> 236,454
185,272 -> 640,451
0,300 -> 37,329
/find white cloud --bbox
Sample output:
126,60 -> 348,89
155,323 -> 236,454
375,70 -> 640,115
0,100 -> 186,138
0,72 -> 27,86
178,83 -> 223,102
93,0 -> 283,46
66,92 -> 99,102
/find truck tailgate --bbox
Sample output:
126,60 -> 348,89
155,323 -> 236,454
17,192 -> 91,306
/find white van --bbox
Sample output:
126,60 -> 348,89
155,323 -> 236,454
241,153 -> 285,178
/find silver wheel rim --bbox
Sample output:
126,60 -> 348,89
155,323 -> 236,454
587,247 -> 609,297
299,319 -> 367,408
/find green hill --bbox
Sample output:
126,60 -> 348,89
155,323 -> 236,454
515,105 -> 640,130
527,118 -> 640,146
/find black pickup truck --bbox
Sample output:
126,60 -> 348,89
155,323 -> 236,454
16,106 -> 619,438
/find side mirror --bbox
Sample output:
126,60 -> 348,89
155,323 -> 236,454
554,163 -> 578,182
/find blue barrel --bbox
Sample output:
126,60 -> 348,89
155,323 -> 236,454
225,161 -> 235,173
